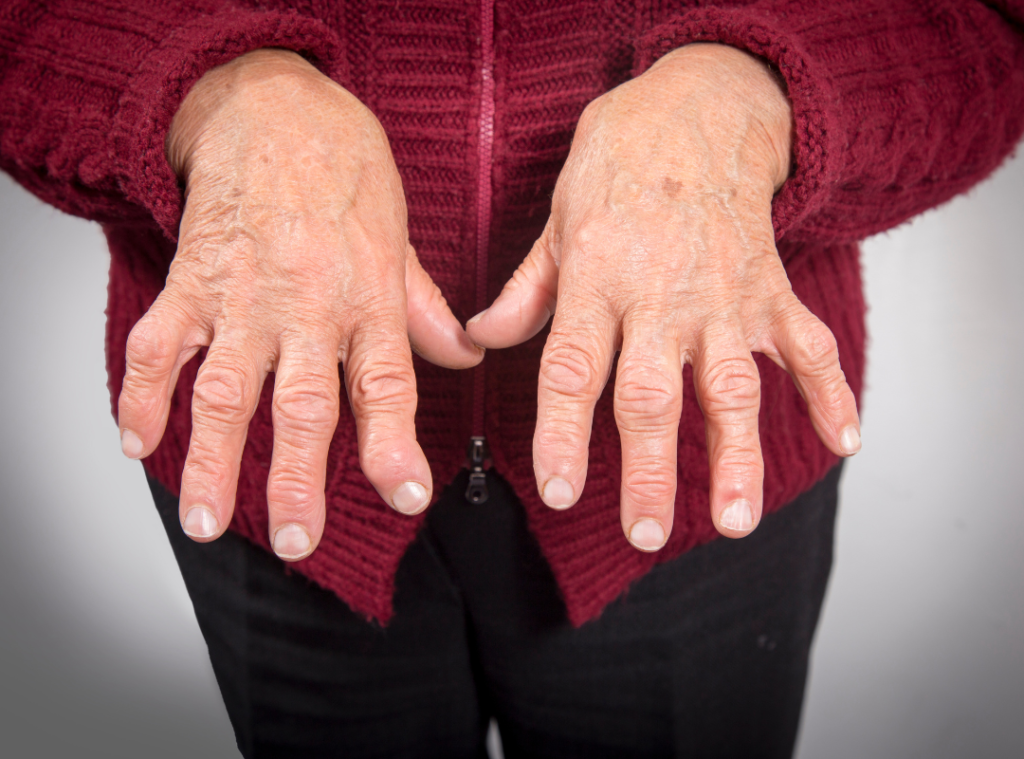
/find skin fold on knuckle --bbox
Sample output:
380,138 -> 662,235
192,362 -> 256,427
709,441 -> 764,485
621,458 -> 677,510
358,436 -> 422,487
698,357 -> 761,418
613,367 -> 681,435
266,467 -> 326,517
538,339 -> 605,401
348,358 -> 418,419
180,450 -> 236,497
791,318 -> 841,378
125,316 -> 181,379
273,380 -> 341,440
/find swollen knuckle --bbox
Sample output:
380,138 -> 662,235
797,321 -> 840,374
193,365 -> 252,424
614,371 -> 680,429
622,464 -> 676,507
274,381 -> 340,432
714,443 -> 763,480
351,360 -> 417,412
701,358 -> 760,414
540,343 -> 603,398
535,419 -> 590,451
358,441 -> 407,482
268,469 -> 323,513
126,318 -> 176,372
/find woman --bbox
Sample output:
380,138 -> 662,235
2,1 -> 1022,756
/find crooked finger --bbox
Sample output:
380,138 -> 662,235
768,294 -> 861,456
533,299 -> 617,511
179,335 -> 265,543
266,338 -> 342,561
693,325 -> 765,538
118,294 -> 203,459
345,315 -> 433,517
614,320 -> 683,552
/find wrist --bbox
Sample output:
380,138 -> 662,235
644,43 -> 793,191
165,48 -> 324,180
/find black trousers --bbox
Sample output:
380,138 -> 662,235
149,464 -> 842,759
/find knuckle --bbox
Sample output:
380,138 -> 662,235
535,418 -> 591,451
613,368 -> 680,431
126,317 -> 177,373
622,462 -> 676,508
273,379 -> 341,434
267,468 -> 324,516
539,341 -> 604,399
350,358 -> 417,414
713,443 -> 764,480
192,362 -> 253,425
700,357 -> 760,415
358,440 -> 409,483
795,320 -> 840,374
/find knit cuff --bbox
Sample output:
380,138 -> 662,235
633,8 -> 844,244
111,9 -> 348,240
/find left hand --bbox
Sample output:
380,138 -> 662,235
467,43 -> 860,551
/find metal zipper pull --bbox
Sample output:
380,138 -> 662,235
465,435 -> 489,504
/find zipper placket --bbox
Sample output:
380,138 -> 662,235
465,0 -> 495,505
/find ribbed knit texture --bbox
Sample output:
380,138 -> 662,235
2,0 -> 1023,625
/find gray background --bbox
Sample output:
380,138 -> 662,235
1,147 -> 1022,757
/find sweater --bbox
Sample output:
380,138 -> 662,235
2,0 -> 1022,626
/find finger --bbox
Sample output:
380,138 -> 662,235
178,336 -> 264,543
533,297 -> 617,511
405,246 -> 485,369
266,338 -> 342,561
614,319 -> 683,552
118,293 -> 204,460
345,315 -> 433,517
466,222 -> 558,349
767,294 -> 861,456
693,325 -> 764,539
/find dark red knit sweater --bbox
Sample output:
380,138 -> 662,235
2,0 -> 1022,625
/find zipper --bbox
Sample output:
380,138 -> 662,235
466,0 -> 495,504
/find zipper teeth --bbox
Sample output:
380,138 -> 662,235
473,0 -> 495,438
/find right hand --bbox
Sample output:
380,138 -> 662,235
117,49 -> 482,561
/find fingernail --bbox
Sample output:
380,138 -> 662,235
273,523 -> 312,560
840,426 -> 861,455
391,481 -> 429,515
720,499 -> 754,532
628,518 -> 667,551
182,506 -> 218,539
466,309 -> 488,327
120,429 -> 144,459
541,477 -> 575,510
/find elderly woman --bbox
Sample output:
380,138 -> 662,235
2,0 -> 1023,756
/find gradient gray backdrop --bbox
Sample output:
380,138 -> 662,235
1,149 -> 1022,757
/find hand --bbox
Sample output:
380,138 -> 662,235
468,43 -> 860,550
117,50 -> 482,560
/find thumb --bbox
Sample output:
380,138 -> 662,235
467,221 -> 559,349
406,245 -> 485,369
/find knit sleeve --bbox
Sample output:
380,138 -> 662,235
633,0 -> 1024,245
0,1 -> 347,239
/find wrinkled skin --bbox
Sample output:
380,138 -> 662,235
468,44 -> 860,551
118,43 -> 860,561
118,50 -> 483,561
